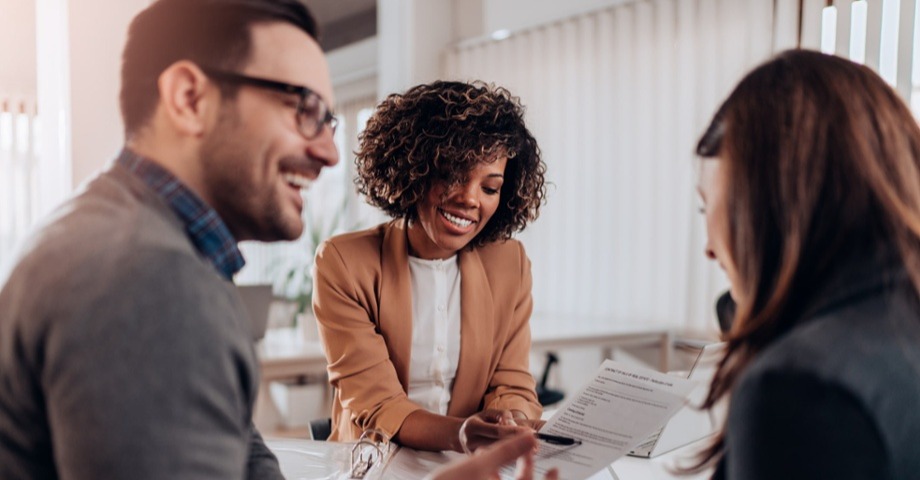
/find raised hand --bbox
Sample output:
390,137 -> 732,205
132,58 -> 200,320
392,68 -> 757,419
429,432 -> 559,480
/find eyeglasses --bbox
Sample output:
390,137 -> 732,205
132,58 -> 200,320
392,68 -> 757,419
201,67 -> 338,139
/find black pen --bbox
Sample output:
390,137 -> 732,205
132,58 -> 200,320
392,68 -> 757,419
535,432 -> 582,446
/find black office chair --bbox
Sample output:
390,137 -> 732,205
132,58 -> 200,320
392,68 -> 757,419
715,290 -> 735,334
535,352 -> 565,407
309,417 -> 332,441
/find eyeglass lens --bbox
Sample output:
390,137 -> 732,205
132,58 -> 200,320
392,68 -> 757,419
298,93 -> 337,139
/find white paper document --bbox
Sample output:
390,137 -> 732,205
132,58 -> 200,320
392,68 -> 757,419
517,359 -> 698,480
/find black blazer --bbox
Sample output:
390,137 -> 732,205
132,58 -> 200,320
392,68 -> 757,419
715,249 -> 920,479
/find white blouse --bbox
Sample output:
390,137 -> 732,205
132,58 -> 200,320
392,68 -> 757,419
406,254 -> 462,415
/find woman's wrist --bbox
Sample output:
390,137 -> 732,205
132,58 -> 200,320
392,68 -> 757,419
439,416 -> 466,452
456,416 -> 474,454
395,410 -> 466,452
440,415 -> 466,452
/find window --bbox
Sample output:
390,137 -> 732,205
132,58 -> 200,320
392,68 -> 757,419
0,96 -> 39,273
818,0 -> 920,116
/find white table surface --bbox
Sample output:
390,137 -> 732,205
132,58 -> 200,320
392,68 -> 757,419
611,441 -> 713,480
265,437 -> 714,480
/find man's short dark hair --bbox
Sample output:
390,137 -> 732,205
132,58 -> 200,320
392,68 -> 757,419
120,0 -> 318,137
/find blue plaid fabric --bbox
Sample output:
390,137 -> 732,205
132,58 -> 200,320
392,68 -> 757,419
117,148 -> 245,280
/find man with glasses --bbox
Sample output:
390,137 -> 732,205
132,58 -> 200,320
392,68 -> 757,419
0,0 -> 336,478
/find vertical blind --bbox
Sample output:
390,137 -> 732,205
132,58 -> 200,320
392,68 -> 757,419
444,0 -> 801,333
811,0 -> 920,114
0,96 -> 39,276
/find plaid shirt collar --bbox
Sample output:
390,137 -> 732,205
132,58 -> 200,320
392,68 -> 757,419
117,148 -> 245,280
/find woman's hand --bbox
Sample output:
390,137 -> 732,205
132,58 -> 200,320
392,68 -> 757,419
458,409 -> 531,453
428,432 -> 559,480
512,418 -> 546,430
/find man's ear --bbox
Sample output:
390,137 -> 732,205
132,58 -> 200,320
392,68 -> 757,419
156,61 -> 218,137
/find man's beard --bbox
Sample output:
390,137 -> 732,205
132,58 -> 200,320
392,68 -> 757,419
197,106 -> 296,242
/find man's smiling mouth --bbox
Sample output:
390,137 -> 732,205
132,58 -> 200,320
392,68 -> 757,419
282,172 -> 314,191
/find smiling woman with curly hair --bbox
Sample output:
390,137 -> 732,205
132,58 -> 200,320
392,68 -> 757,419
355,81 -> 545,245
312,81 -> 547,453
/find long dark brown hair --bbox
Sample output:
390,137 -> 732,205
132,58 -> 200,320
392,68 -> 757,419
692,49 -> 920,471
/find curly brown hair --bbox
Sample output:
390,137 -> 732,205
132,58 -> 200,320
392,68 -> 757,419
355,80 -> 547,247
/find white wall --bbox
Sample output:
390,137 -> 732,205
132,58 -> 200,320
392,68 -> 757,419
481,0 -> 632,39
0,0 -> 37,97
374,0 -> 633,101
377,0 -> 455,96
68,0 -> 150,189
26,0 -> 777,205
327,37 -> 378,104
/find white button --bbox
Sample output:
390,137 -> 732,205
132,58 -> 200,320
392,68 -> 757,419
437,305 -> 445,312
437,345 -> 445,352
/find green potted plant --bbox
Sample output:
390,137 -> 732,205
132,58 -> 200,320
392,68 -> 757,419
273,194 -> 357,337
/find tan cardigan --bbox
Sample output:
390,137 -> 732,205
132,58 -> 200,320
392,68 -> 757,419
312,219 -> 542,442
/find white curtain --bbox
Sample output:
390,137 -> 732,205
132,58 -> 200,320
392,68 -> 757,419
444,0 -> 800,334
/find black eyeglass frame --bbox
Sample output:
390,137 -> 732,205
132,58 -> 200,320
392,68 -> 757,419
201,67 -> 338,139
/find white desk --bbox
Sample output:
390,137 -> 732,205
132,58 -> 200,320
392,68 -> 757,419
257,317 -> 675,379
258,327 -> 327,381
265,438 -> 713,480
612,443 -> 713,480
267,438 -> 347,480
530,315 -> 674,371
255,328 -> 329,435
255,318 -> 676,432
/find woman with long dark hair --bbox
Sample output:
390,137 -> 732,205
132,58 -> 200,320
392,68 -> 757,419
694,50 -> 920,478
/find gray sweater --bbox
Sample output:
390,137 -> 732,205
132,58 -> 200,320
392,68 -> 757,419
0,165 -> 282,479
